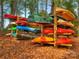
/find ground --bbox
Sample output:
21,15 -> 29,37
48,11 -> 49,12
0,36 -> 79,59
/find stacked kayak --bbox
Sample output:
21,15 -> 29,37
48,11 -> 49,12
57,19 -> 74,27
32,36 -> 55,43
32,7 -> 76,47
32,37 -> 73,46
4,14 -> 28,21
4,7 -> 76,47
4,14 -> 40,39
56,7 -> 75,21
16,26 -> 38,33
51,16 -> 74,27
16,20 -> 28,26
43,28 -> 75,35
4,14 -> 17,19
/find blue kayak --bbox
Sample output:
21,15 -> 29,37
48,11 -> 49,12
16,26 -> 38,33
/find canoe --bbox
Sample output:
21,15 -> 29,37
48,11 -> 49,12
57,19 -> 74,27
16,33 -> 40,39
43,28 -> 75,35
16,20 -> 27,26
32,36 -> 55,43
4,14 -> 28,21
4,14 -> 17,19
8,22 -> 16,27
55,7 -> 75,21
16,26 -> 39,33
10,22 -> 16,25
51,16 -> 74,27
32,37 -> 73,45
56,38 -> 73,45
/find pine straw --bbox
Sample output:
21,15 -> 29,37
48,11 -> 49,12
0,37 -> 78,59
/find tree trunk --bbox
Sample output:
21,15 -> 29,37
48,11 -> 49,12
15,0 -> 18,15
41,0 -> 44,10
25,0 -> 27,17
10,0 -> 16,15
78,2 -> 79,19
50,0 -> 54,15
36,0 -> 39,14
9,0 -> 16,22
45,0 -> 48,13
1,0 -> 4,30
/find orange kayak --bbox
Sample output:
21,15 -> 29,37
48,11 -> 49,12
56,7 -> 75,21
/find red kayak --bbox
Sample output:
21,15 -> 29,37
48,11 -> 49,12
4,14 -> 17,19
43,28 -> 75,34
56,38 -> 73,45
4,14 -> 28,21
57,28 -> 75,34
16,20 -> 27,26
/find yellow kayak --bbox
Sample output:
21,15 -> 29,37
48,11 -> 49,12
32,36 -> 56,43
57,19 -> 74,27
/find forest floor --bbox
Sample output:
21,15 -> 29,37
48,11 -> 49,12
0,36 -> 79,59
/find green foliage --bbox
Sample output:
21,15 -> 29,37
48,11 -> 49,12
28,11 -> 52,23
51,0 -> 78,18
62,0 -> 77,17
39,10 -> 48,18
71,20 -> 79,26
71,20 -> 79,36
54,0 -> 62,7
26,0 -> 39,17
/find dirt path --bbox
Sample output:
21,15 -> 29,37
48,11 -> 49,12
0,36 -> 79,59
71,37 -> 79,59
